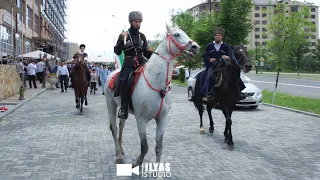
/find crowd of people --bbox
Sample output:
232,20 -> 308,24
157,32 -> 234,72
52,61 -> 114,94
13,57 -> 115,94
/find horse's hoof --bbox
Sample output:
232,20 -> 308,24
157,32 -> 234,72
227,144 -> 235,151
85,102 -> 88,106
200,127 -> 205,134
209,127 -> 214,134
76,105 -> 80,109
116,159 -> 125,164
224,138 -> 229,143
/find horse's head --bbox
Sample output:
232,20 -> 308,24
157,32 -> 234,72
231,45 -> 252,73
164,23 -> 200,58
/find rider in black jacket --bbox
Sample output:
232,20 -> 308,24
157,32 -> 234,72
114,11 -> 153,119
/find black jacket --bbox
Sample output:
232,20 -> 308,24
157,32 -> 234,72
114,27 -> 152,67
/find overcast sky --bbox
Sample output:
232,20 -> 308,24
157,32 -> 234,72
66,0 -> 319,59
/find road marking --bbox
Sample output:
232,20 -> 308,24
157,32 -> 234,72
251,80 -> 320,89
298,92 -> 320,96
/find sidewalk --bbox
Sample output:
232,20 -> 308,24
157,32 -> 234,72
0,82 -> 49,119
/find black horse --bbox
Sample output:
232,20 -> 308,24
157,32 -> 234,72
193,45 -> 252,150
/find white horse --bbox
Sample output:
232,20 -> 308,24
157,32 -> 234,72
105,23 -> 200,170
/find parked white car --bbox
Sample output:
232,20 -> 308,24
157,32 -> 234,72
187,69 -> 263,109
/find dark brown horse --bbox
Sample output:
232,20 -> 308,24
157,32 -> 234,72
194,45 -> 252,150
71,56 -> 89,113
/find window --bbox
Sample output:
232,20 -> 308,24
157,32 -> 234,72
311,8 -> 315,12
311,42 -> 316,46
255,13 -> 260,17
262,13 -> 267,17
255,27 -> 260,31
311,15 -> 315,19
27,6 -> 32,29
291,7 -> 298,12
262,6 -> 267,10
255,35 -> 260,39
255,20 -> 260,24
311,35 -> 316,39
262,28 -> 267,32
262,35 -> 267,39
34,14 -> 38,33
255,42 -> 260,46
255,6 -> 259,10
262,42 -> 266,46
262,20 -> 267,24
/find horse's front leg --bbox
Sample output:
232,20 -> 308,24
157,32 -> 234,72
222,106 -> 234,150
207,103 -> 214,134
118,118 -> 126,155
80,97 -> 84,113
76,97 -> 80,109
85,95 -> 88,106
155,114 -> 169,163
132,118 -> 148,168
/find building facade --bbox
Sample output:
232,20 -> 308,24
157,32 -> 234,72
65,42 -> 79,59
188,0 -> 319,50
0,0 -> 67,59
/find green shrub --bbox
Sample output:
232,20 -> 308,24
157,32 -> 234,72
179,68 -> 185,83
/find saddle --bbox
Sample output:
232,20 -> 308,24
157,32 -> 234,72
108,65 -> 146,111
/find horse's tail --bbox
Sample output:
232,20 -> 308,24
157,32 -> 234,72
194,73 -> 205,112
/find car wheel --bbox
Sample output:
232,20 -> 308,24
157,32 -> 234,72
188,87 -> 194,101
249,106 -> 258,109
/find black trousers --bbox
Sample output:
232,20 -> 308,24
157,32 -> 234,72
36,71 -> 43,83
28,75 -> 37,88
59,75 -> 68,91
119,65 -> 135,108
90,82 -> 97,92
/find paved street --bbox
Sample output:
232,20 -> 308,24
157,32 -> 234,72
246,74 -> 320,99
0,85 -> 320,180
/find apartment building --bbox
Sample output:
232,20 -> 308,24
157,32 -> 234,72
65,42 -> 79,59
188,0 -> 319,50
0,0 -> 67,59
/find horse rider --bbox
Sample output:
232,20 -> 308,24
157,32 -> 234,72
203,27 -> 246,101
114,11 -> 154,119
70,44 -> 91,88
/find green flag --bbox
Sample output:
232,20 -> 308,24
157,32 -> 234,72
118,29 -> 125,66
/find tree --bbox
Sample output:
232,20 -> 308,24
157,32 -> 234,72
265,0 -> 316,104
217,0 -> 254,45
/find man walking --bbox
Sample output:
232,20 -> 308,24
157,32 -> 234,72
27,60 -> 37,88
57,61 -> 69,92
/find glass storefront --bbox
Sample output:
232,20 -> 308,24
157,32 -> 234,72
0,25 -> 13,56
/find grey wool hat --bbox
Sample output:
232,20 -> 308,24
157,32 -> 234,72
129,11 -> 143,22
213,27 -> 225,36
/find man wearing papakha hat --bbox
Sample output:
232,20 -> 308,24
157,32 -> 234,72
202,27 -> 246,101
114,11 -> 154,119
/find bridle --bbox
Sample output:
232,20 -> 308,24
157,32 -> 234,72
222,47 -> 247,69
142,32 -> 194,118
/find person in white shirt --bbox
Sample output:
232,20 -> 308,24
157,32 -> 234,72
56,61 -> 70,92
90,69 -> 98,94
27,60 -> 37,88
17,59 -> 25,81
36,59 -> 45,83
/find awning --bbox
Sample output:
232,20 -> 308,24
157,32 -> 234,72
32,37 -> 55,43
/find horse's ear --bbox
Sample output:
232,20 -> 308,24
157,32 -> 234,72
166,22 -> 173,34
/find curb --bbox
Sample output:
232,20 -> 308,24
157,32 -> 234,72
0,87 -> 48,120
262,103 -> 320,118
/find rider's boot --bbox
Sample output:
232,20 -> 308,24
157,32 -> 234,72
118,82 -> 129,119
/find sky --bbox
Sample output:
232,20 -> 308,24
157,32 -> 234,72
66,0 -> 320,59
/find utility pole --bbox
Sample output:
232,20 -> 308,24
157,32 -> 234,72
209,0 -> 212,12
